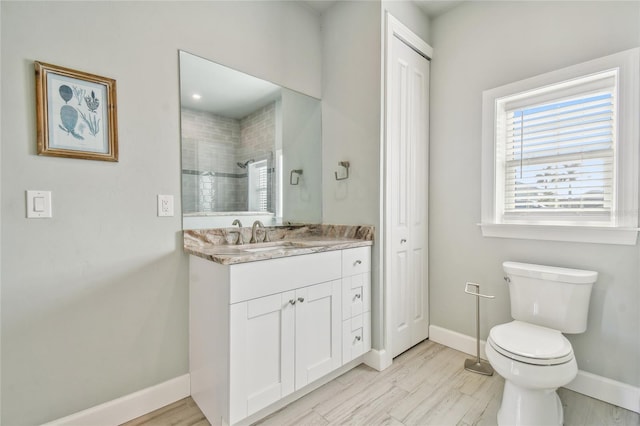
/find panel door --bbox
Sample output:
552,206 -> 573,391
230,291 -> 295,423
294,280 -> 342,389
389,33 -> 430,358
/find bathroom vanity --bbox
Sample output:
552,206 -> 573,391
185,225 -> 373,425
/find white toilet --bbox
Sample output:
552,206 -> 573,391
485,261 -> 597,426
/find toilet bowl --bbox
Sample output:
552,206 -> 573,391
487,262 -> 597,426
485,321 -> 578,426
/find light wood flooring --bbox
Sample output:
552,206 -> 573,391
123,340 -> 640,426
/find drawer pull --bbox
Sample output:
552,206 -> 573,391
297,297 -> 305,303
353,335 -> 362,344
289,299 -> 296,305
353,293 -> 362,301
354,260 -> 362,266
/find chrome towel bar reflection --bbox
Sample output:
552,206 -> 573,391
290,169 -> 303,185
334,161 -> 350,180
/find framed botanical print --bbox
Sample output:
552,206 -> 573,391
35,61 -> 118,161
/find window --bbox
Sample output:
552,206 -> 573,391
481,48 -> 639,245
248,159 -> 268,212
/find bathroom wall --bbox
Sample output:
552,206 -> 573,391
321,0 -> 430,350
321,0 -> 383,345
430,1 -> 640,387
181,109 -> 243,212
282,89 -> 322,223
0,2 -> 321,424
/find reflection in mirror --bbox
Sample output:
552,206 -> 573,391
179,51 -> 322,229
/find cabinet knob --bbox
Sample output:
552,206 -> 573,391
289,299 -> 296,305
353,335 -> 362,344
400,239 -> 407,244
353,293 -> 362,301
354,260 -> 362,266
297,297 -> 305,303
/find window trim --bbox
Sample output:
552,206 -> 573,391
480,48 -> 639,245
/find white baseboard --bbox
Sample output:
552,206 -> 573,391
364,348 -> 392,371
565,370 -> 640,413
42,374 -> 190,426
428,324 -> 640,414
429,324 -> 488,359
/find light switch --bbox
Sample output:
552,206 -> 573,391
26,190 -> 52,218
34,197 -> 45,212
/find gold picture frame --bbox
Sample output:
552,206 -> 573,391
35,61 -> 118,162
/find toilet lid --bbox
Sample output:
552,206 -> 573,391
489,321 -> 574,366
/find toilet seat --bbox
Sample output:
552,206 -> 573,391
489,321 -> 574,366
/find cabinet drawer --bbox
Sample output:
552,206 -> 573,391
342,272 -> 370,320
342,312 -> 371,364
342,246 -> 371,277
230,250 -> 341,303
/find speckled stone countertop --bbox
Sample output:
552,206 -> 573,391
184,224 -> 374,265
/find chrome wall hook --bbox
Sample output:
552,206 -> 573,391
290,169 -> 303,185
334,161 -> 350,181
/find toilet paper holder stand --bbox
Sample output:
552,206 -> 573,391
464,282 -> 495,376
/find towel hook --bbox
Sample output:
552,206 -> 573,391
334,161 -> 350,181
290,169 -> 303,185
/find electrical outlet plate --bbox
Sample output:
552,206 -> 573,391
157,194 -> 174,217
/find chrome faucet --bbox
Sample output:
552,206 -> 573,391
250,220 -> 270,243
231,219 -> 243,245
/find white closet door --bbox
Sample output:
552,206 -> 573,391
389,34 -> 430,358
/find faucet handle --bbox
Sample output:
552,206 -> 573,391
230,230 -> 243,245
263,229 -> 271,242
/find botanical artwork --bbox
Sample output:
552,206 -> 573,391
35,61 -> 118,161
47,74 -> 108,152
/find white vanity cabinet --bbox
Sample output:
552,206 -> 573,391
189,245 -> 371,426
229,279 -> 342,422
341,247 -> 372,363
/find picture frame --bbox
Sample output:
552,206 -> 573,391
35,61 -> 118,162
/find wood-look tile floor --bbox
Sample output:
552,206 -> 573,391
123,340 -> 640,426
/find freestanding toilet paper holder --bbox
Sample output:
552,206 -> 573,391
464,282 -> 495,376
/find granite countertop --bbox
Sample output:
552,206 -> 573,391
184,224 -> 374,265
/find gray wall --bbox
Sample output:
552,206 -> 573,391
320,0 -> 430,351
429,1 -> 640,386
0,2 -> 321,424
321,0 -> 383,345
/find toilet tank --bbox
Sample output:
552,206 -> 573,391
503,261 -> 597,333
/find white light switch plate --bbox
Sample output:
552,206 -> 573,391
157,194 -> 174,217
26,190 -> 52,218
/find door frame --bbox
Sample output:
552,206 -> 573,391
374,12 -> 433,370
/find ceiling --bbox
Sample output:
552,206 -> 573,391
303,0 -> 465,18
180,51 -> 282,119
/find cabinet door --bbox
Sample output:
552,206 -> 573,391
294,280 -> 342,389
230,291 -> 295,423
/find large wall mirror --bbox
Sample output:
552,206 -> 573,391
179,51 -> 322,229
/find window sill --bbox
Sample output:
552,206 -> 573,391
479,223 -> 638,245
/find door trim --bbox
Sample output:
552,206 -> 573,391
380,12 -> 433,370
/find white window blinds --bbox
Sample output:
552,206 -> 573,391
497,70 -> 618,222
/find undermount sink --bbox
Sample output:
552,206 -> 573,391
243,242 -> 296,252
214,241 -> 298,254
